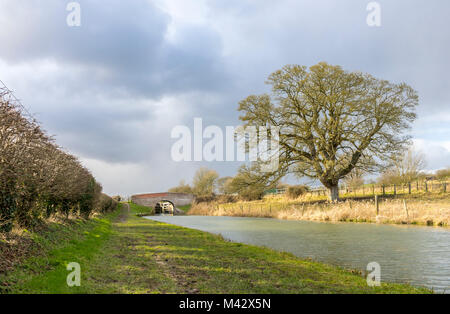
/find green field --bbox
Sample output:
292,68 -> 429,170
1,203 -> 430,294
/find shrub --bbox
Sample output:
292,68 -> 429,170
194,195 -> 217,204
238,190 -> 265,201
0,86 -> 109,232
286,185 -> 309,199
216,194 -> 238,204
436,168 -> 450,181
96,194 -> 118,213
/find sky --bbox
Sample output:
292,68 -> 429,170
0,0 -> 449,196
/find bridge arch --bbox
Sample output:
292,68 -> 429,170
154,200 -> 175,215
131,192 -> 194,215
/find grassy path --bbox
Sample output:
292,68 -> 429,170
2,203 -> 430,294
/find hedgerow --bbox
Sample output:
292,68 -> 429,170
0,87 -> 116,232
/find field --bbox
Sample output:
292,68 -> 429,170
0,203 -> 429,294
291,180 -> 450,200
189,193 -> 450,227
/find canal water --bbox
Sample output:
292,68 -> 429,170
145,215 -> 450,292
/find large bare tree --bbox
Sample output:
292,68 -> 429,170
238,63 -> 418,201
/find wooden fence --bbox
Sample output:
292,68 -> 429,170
267,180 -> 450,198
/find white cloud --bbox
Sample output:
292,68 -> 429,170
413,139 -> 450,171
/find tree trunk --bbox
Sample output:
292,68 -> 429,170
328,185 -> 339,202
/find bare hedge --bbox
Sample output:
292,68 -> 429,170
0,87 -> 116,232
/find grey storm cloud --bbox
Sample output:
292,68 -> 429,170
209,0 -> 450,111
0,0 -> 449,194
0,0 -> 230,97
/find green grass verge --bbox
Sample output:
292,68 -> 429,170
0,209 -> 121,293
131,202 -> 154,216
1,203 -> 430,294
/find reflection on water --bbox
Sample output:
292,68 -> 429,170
145,215 -> 450,292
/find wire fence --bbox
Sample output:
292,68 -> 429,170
267,180 -> 450,198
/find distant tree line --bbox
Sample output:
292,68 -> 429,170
168,168 -> 219,197
168,166 -> 308,202
0,87 -> 116,233
169,145 -> 449,202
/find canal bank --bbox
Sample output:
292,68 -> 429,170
1,203 -> 429,293
146,215 -> 450,293
188,193 -> 450,227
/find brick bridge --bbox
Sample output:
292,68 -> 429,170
131,192 -> 194,208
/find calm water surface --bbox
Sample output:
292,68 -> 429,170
145,215 -> 450,292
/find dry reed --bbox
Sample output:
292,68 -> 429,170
188,194 -> 450,227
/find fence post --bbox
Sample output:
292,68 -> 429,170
382,185 -> 385,195
408,182 -> 411,194
394,184 -> 397,196
403,200 -> 409,223
444,183 -> 447,193
375,195 -> 379,215
425,181 -> 428,192
372,185 -> 375,196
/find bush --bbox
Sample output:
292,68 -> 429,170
194,195 -> 217,204
436,168 -> 450,181
96,194 -> 118,213
286,185 -> 309,199
238,190 -> 265,201
216,194 -> 238,204
0,87 -> 109,232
